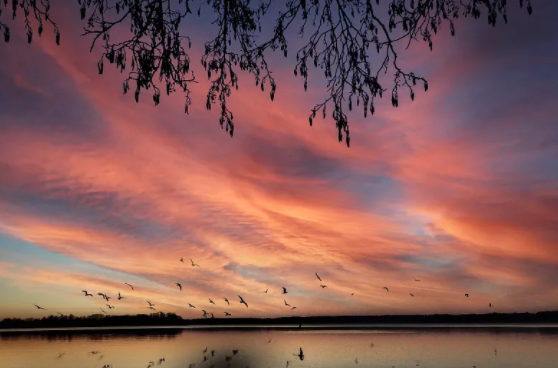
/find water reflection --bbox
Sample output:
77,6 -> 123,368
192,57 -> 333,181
1,327 -> 558,368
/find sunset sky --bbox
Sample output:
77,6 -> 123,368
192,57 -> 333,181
1,1 -> 557,320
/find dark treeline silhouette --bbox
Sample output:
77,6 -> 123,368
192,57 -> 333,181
2,311 -> 558,330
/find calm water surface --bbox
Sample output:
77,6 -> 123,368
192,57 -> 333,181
1,326 -> 557,368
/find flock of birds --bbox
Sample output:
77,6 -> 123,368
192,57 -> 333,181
33,259 -> 494,317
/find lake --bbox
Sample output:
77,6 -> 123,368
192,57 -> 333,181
1,325 -> 558,367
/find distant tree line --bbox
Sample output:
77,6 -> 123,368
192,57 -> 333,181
2,310 -> 558,330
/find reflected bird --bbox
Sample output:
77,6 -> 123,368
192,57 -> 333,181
188,303 -> 196,308
383,287 -> 389,292
34,304 -> 46,310
320,285 -> 327,288
239,295 -> 249,308
315,273 -> 322,281
298,348 -> 304,361
125,283 -> 134,290
233,349 -> 238,355
118,292 -> 124,300
224,298 -> 229,305
82,290 -> 93,297
282,287 -> 288,294
190,259 -> 200,267
209,299 -> 216,305
225,312 -> 232,316
175,282 -> 182,291
284,299 -> 291,307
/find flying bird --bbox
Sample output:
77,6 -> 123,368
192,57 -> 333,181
34,304 -> 46,310
284,299 -> 290,307
410,293 -> 415,297
264,289 -> 268,293
315,273 -> 322,281
125,283 -> 134,290
82,290 -> 93,297
238,295 -> 248,308
489,303 -> 492,307
209,299 -> 216,305
225,312 -> 232,316
414,277 -> 421,282
188,303 -> 195,308
291,307 -> 297,310
282,287 -> 288,294
118,292 -> 124,300
180,257 -> 184,263
202,310 -> 208,317
98,293 -> 106,298
106,304 -> 115,309
147,301 -> 155,306
351,293 -> 355,296
210,312 -> 215,319
320,285 -> 327,288
175,282 -> 182,291
383,287 -> 389,292
465,294 -> 469,297
190,259 -> 200,267
224,298 -> 230,305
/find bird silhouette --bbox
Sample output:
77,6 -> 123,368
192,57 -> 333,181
202,310 -> 208,317
118,292 -> 124,300
147,306 -> 156,311
57,312 -> 65,317
190,259 -> 200,267
383,287 -> 389,292
489,303 -> 492,307
410,293 -> 415,297
105,295 -> 111,302
180,257 -> 184,263
175,282 -> 182,291
125,283 -> 134,290
315,273 -> 322,281
225,312 -> 232,316
298,348 -> 304,361
238,295 -> 248,307
147,300 -> 155,306
188,303 -> 195,308
291,306 -> 297,310
232,349 -> 239,355
82,290 -> 93,297
210,312 -> 215,319
351,293 -> 355,295
203,347 -> 208,353
34,304 -> 46,310
98,293 -> 106,299
284,299 -> 291,307
224,298 -> 229,305
282,287 -> 288,294
209,299 -> 215,305
465,294 -> 469,297
264,289 -> 268,293
320,285 -> 327,288
106,304 -> 115,309
414,277 -> 421,281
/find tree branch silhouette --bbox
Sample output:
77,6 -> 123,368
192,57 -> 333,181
1,0 -> 533,146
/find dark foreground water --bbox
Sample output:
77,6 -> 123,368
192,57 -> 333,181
1,325 -> 558,368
